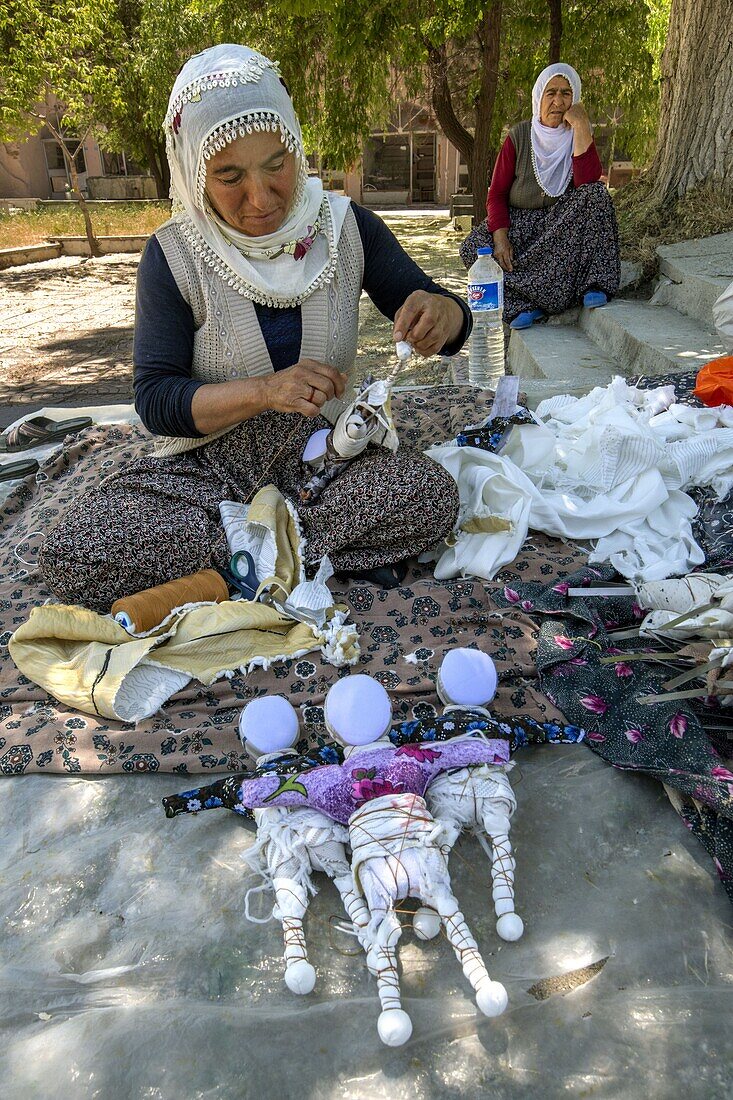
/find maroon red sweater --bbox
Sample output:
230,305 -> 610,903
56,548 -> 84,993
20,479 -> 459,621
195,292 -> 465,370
487,134 -> 603,232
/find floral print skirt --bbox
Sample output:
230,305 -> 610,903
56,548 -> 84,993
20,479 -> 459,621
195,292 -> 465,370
39,410 -> 460,613
460,183 -> 620,323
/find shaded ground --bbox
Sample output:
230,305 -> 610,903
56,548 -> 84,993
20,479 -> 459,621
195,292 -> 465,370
0,213 -> 468,431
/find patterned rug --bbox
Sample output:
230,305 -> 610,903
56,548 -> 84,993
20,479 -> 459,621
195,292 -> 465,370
0,387 -> 588,776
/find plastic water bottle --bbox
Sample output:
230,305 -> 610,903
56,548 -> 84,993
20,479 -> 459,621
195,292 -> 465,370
467,246 -> 505,386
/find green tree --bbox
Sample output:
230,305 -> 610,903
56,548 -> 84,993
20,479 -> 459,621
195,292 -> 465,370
219,0 -> 663,221
0,0 -> 211,212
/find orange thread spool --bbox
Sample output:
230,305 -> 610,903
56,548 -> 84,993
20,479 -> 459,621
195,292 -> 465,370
111,568 -> 230,634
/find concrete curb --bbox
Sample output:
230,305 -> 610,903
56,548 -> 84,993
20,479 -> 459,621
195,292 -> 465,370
48,235 -> 150,257
0,235 -> 149,269
0,243 -> 62,270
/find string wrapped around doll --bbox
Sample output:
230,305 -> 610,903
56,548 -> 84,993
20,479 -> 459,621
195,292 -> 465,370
426,648 -> 524,942
238,695 -> 370,995
236,673 -> 511,1047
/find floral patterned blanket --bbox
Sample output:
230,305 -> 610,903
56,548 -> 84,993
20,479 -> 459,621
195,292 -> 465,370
0,387 -> 580,778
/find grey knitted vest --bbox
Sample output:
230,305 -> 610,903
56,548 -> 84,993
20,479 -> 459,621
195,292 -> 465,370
508,121 -> 567,211
151,204 -> 364,458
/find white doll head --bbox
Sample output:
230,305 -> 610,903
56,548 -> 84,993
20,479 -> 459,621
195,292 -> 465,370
239,695 -> 300,758
324,674 -> 393,746
437,648 -> 498,709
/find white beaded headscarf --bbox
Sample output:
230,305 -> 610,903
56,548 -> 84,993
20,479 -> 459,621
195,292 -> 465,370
529,63 -> 582,198
164,43 -> 350,307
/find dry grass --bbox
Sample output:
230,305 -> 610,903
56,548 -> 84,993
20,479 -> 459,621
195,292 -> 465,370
615,178 -> 733,276
0,202 -> 172,249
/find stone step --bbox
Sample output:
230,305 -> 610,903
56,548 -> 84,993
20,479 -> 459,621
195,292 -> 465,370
507,319 -> 618,385
652,232 -> 732,328
580,298 -> 726,377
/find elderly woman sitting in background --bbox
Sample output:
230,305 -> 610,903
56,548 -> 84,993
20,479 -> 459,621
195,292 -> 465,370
39,44 -> 468,610
461,63 -> 620,329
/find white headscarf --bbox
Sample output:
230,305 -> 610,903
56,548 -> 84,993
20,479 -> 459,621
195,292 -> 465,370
164,43 -> 351,307
530,63 -> 582,198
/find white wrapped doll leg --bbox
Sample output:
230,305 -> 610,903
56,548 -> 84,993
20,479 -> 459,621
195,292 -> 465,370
350,792 -> 507,1039
271,875 -> 316,994
428,767 -> 523,941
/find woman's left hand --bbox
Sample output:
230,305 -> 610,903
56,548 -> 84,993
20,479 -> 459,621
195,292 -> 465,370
393,291 -> 464,357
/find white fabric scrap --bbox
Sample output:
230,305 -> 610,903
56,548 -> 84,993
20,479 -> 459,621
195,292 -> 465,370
428,377 -> 733,584
315,610 -> 360,667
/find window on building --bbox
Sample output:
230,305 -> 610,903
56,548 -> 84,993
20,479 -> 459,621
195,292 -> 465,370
43,138 -> 86,175
100,150 -> 146,177
363,135 -> 410,192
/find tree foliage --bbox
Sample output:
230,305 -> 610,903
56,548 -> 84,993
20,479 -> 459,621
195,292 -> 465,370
0,0 -> 670,216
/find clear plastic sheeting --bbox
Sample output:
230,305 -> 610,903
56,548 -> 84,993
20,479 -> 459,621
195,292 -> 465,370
1,747 -> 731,1099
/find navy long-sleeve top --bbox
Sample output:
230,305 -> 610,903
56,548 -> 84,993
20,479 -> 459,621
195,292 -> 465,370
133,202 -> 472,437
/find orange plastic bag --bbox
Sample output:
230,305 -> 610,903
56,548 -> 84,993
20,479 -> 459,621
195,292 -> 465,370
694,355 -> 733,407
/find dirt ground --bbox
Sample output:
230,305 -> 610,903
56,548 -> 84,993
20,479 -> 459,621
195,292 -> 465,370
0,213 -> 469,430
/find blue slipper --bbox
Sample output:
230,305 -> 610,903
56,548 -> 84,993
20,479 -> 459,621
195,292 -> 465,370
509,309 -> 546,330
583,291 -> 608,309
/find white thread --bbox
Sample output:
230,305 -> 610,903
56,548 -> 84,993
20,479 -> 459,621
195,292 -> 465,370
13,530 -> 44,567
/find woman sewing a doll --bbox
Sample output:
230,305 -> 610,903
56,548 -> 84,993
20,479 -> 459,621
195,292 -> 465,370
40,44 -> 468,612
460,62 -> 620,328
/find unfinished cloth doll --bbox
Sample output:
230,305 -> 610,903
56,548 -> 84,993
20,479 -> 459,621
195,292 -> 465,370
236,673 -> 510,1046
299,346 -> 408,503
426,648 -> 524,942
239,695 -> 370,995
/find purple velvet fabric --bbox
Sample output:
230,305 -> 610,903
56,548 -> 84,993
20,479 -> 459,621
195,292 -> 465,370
238,738 -> 510,824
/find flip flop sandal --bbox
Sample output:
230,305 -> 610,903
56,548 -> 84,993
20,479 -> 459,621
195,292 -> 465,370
0,457 -> 40,482
0,415 -> 93,453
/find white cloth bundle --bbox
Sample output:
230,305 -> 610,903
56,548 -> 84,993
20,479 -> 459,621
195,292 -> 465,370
427,377 -> 733,584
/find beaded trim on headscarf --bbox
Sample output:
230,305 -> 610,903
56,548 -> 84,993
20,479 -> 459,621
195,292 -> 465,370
163,53 -> 280,131
529,141 -> 572,198
196,111 -> 305,211
176,195 -> 339,308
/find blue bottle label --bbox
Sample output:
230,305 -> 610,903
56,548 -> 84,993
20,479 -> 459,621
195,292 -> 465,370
468,281 -> 502,311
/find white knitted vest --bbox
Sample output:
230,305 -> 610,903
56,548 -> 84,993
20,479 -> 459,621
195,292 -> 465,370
151,205 -> 364,457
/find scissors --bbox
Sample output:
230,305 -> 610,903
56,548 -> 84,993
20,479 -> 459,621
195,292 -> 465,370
223,550 -> 260,601
225,550 -> 324,628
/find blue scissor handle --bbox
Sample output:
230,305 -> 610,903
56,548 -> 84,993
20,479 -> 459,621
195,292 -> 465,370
225,550 -> 259,601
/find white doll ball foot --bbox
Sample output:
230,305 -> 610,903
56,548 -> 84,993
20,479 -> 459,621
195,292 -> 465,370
496,912 -> 524,941
378,1009 -> 413,1046
413,906 -> 441,941
437,648 -> 498,708
284,959 -> 316,995
475,980 -> 508,1017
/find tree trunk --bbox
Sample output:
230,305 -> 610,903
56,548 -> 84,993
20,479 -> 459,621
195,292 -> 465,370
46,122 -> 101,258
427,43 -> 475,169
547,0 -> 562,64
143,135 -> 171,200
647,0 -> 733,202
470,1 -> 503,223
427,3 -> 503,224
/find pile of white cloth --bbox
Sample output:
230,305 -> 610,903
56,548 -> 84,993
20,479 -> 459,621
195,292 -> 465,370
426,377 -> 733,584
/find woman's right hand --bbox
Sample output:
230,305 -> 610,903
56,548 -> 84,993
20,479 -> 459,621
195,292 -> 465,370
261,359 -> 348,417
492,229 -> 514,273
